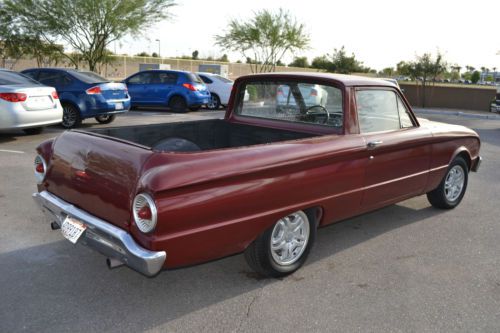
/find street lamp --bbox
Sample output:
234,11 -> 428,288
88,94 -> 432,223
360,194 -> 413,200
155,39 -> 161,59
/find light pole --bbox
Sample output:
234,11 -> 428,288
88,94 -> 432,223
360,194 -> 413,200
155,39 -> 161,59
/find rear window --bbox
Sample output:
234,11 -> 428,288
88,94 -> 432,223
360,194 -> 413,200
0,71 -> 40,86
186,73 -> 203,83
70,70 -> 108,84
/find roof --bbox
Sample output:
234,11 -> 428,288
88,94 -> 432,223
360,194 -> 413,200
238,72 -> 397,87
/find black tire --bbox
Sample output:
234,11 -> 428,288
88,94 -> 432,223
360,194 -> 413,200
61,103 -> 82,128
95,114 -> 116,124
22,127 -> 44,135
427,156 -> 468,209
206,94 -> 221,110
189,105 -> 201,111
244,210 -> 316,278
168,96 -> 187,113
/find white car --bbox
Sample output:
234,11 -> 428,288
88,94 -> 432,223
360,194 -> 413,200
276,83 -> 328,107
197,72 -> 233,110
0,69 -> 63,134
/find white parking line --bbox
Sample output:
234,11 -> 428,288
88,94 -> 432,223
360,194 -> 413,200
0,149 -> 25,154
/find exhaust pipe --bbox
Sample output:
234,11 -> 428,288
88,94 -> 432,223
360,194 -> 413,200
50,221 -> 61,230
106,258 -> 124,270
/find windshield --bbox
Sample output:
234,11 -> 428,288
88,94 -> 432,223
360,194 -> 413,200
0,70 -> 40,86
236,80 -> 343,129
70,70 -> 108,84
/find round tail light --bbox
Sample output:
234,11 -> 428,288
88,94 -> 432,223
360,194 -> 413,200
133,193 -> 157,233
34,155 -> 47,184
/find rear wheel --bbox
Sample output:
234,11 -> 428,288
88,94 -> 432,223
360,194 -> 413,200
244,210 -> 316,278
22,127 -> 44,135
168,96 -> 187,113
427,156 -> 468,209
206,94 -> 221,110
95,114 -> 116,124
61,103 -> 82,128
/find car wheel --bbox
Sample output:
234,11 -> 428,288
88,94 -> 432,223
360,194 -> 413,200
22,127 -> 44,135
95,114 -> 116,124
244,210 -> 316,278
427,156 -> 468,209
168,96 -> 187,113
61,103 -> 82,129
189,105 -> 201,111
206,94 -> 221,110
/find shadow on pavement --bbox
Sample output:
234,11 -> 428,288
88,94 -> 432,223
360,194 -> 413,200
0,200 -> 444,332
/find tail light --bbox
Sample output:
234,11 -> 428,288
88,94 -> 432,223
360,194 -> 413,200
34,155 -> 47,184
182,83 -> 197,91
51,91 -> 59,99
310,89 -> 318,97
0,92 -> 27,102
86,86 -> 102,95
133,193 -> 157,233
277,87 -> 284,96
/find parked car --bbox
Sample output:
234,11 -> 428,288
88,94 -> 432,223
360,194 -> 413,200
197,72 -> 233,110
33,73 -> 481,278
490,93 -> 500,112
0,69 -> 62,134
276,83 -> 329,108
123,70 -> 210,112
21,68 -> 130,128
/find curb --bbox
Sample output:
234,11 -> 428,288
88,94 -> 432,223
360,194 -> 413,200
414,109 -> 500,120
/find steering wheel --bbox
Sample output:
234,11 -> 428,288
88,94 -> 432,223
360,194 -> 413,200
305,105 -> 330,124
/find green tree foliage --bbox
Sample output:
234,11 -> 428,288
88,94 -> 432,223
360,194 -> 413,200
136,51 -> 151,57
215,8 -> 309,73
471,71 -> 481,83
217,54 -> 229,62
288,56 -> 309,68
192,50 -> 199,60
310,47 -> 368,74
379,67 -> 394,77
0,0 -> 176,71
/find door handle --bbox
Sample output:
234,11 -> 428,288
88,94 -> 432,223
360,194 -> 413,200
367,140 -> 383,149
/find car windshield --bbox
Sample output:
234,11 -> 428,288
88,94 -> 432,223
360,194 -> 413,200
236,80 -> 343,129
187,73 -> 203,83
0,70 -> 40,86
215,75 -> 232,83
70,70 -> 108,84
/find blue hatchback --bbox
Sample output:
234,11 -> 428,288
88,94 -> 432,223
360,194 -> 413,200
21,68 -> 130,128
124,70 -> 210,112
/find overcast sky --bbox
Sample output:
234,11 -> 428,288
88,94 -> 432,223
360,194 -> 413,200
117,0 -> 500,71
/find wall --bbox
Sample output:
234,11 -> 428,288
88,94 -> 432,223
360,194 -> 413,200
400,83 -> 496,111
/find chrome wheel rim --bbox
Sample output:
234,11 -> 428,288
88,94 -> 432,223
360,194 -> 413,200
270,211 -> 310,266
444,165 -> 465,202
62,106 -> 76,127
207,95 -> 218,109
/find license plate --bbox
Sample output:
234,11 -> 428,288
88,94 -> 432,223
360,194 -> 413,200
61,216 -> 87,244
115,102 -> 123,110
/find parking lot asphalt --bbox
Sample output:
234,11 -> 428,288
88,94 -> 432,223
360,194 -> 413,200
1,109 -> 499,332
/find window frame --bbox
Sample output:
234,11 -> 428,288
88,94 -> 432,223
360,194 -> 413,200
354,87 -> 418,134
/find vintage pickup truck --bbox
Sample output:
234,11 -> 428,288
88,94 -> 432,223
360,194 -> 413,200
33,73 -> 482,278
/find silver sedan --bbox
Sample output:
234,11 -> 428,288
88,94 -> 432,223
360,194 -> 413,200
0,69 -> 63,134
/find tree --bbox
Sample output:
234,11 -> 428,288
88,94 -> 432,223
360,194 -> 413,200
217,54 -> 229,62
380,67 -> 395,77
288,56 -> 309,68
0,0 -> 176,71
310,47 -> 366,74
215,8 -> 309,73
403,52 -> 447,107
151,52 -> 159,58
192,50 -> 199,60
136,51 -> 151,57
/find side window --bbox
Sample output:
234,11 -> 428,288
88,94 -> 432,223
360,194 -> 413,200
128,73 -> 150,84
199,75 -> 213,84
159,72 -> 178,84
356,90 -> 401,133
38,71 -> 71,87
397,96 -> 414,128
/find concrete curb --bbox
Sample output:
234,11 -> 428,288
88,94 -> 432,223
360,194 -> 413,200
414,108 -> 500,120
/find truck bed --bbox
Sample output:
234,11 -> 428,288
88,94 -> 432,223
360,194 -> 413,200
88,119 -> 318,152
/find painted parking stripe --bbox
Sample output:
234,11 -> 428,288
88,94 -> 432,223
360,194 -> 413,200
0,149 -> 25,154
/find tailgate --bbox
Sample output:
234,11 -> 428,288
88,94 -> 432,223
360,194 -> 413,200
98,82 -> 128,100
45,131 -> 153,229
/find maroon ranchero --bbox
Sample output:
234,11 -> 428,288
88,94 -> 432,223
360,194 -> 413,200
33,73 -> 482,277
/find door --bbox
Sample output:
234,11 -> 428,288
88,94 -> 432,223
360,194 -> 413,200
126,72 -> 152,104
356,88 -> 431,209
146,72 -> 178,104
37,70 -> 72,94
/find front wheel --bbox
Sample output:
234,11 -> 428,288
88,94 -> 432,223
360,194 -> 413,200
95,114 -> 116,124
244,210 -> 316,278
427,156 -> 468,209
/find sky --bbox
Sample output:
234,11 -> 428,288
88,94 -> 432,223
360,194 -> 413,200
117,0 -> 500,71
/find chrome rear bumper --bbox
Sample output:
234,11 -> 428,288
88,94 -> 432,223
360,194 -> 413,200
32,191 -> 166,277
471,156 -> 482,172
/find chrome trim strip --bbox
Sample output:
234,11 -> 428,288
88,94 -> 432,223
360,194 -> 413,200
32,191 -> 166,277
